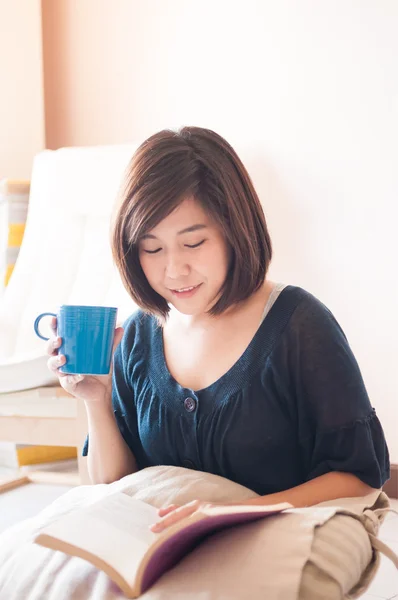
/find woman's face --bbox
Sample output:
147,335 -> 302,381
138,197 -> 230,316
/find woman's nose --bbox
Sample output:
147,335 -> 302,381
165,253 -> 190,278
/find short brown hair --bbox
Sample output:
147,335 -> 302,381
112,126 -> 272,319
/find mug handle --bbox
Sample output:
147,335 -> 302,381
34,312 -> 57,341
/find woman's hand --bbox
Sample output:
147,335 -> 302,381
151,500 -> 221,533
46,316 -> 124,404
150,496 -> 282,532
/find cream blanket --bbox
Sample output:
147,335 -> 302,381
0,466 -> 396,599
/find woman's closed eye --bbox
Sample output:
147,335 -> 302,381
142,240 -> 206,254
186,239 -> 206,249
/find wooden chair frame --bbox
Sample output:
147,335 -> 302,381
0,386 -> 90,493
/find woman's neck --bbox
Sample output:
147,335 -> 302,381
167,279 -> 275,332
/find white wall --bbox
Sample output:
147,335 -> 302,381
0,0 -> 45,179
40,0 -> 398,461
124,0 -> 398,459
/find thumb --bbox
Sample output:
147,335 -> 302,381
113,327 -> 124,352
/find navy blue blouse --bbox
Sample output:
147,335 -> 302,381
83,285 -> 390,495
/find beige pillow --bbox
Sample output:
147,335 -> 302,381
117,466 -> 397,599
0,465 -> 395,600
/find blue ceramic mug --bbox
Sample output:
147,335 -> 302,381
34,305 -> 118,375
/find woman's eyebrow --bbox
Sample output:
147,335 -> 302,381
141,224 -> 207,240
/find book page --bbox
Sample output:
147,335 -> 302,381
35,493 -> 158,591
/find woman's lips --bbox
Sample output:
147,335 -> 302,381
170,284 -> 202,298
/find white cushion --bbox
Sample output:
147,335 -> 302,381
0,353 -> 56,394
0,144 -> 139,393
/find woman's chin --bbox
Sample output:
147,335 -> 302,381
168,296 -> 209,317
170,303 -> 204,316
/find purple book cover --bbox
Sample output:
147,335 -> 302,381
141,507 -> 287,593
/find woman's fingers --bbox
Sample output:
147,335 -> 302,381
46,317 -> 60,355
48,354 -> 85,389
50,316 -> 57,334
45,319 -> 86,391
46,336 -> 62,356
61,374 -> 85,389
47,353 -> 67,375
151,500 -> 201,532
158,504 -> 180,517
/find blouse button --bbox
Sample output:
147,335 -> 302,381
183,459 -> 196,469
184,397 -> 197,412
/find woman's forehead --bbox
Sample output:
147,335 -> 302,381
147,197 -> 212,235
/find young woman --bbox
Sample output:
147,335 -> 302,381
46,126 -> 390,533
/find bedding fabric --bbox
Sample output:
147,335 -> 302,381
0,466 -> 396,600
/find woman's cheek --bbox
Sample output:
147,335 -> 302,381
139,254 -> 157,284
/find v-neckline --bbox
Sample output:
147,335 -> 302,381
154,284 -> 291,396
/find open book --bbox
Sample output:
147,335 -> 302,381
33,492 -> 291,598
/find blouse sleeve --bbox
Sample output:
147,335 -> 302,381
82,315 -> 139,458
283,295 -> 390,489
